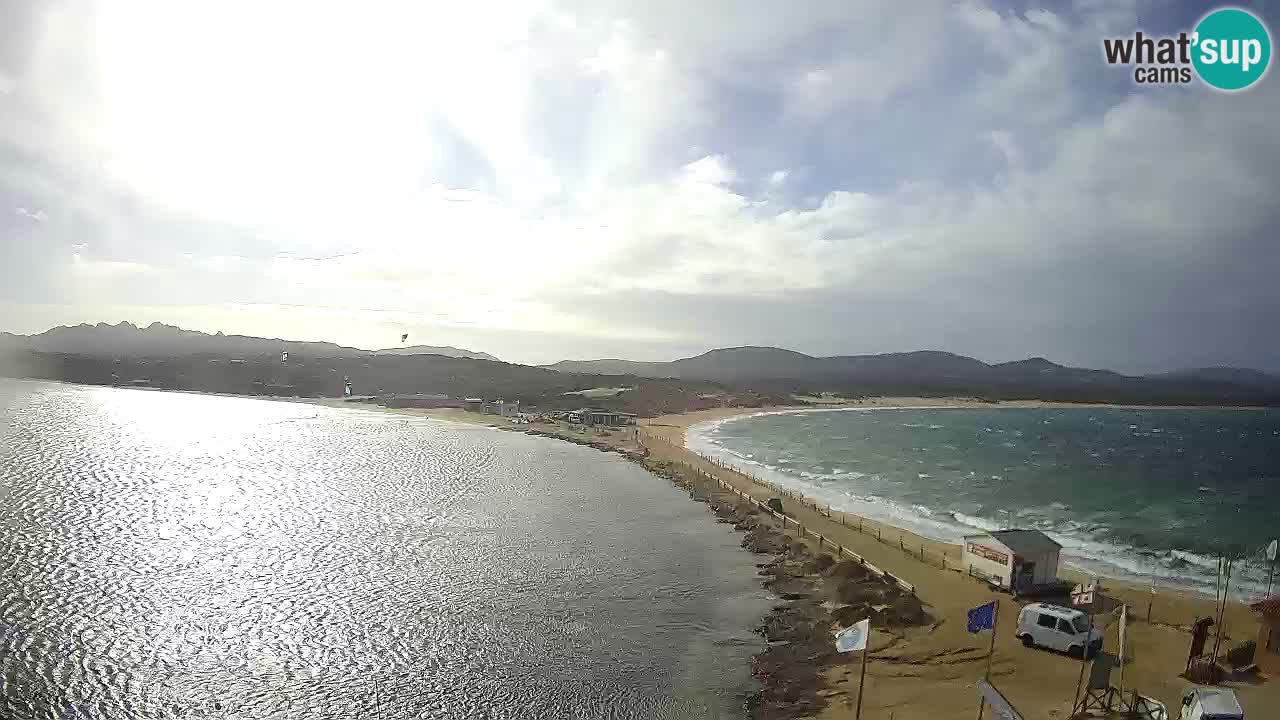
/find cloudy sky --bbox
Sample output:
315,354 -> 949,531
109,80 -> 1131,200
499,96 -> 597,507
1,1 -> 1277,371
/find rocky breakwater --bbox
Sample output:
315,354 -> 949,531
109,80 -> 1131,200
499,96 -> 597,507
644,459 -> 931,719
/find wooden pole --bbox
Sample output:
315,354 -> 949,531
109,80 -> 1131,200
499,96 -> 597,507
977,601 -> 999,720
856,628 -> 870,720
1118,604 -> 1127,702
1147,577 -> 1155,623
1071,606 -> 1094,713
1210,557 -> 1234,666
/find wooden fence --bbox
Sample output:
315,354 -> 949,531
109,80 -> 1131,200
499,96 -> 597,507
639,431 -> 918,595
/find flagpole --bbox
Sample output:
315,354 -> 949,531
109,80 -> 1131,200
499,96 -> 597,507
1071,581 -> 1095,714
977,600 -> 998,720
1267,540 -> 1278,598
1118,605 -> 1127,703
856,624 -> 870,720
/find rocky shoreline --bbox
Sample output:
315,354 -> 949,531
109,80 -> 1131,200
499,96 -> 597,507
505,424 -> 930,719
648,457 -> 930,718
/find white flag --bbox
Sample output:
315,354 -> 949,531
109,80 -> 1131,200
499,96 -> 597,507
977,680 -> 1025,720
835,618 -> 870,653
1267,539 -> 1278,562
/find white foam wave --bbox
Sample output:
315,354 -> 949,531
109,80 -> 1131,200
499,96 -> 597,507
1169,549 -> 1221,570
684,411 -> 1272,601
949,512 -> 1001,533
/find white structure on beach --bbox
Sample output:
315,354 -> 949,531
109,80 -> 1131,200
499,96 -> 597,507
962,529 -> 1061,592
483,399 -> 520,417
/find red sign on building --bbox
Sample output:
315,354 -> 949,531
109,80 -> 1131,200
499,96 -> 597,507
967,543 -> 1010,566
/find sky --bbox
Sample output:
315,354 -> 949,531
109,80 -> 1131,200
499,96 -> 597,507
1,1 -> 1277,372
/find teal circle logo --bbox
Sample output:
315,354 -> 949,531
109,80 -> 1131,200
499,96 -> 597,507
1192,8 -> 1271,91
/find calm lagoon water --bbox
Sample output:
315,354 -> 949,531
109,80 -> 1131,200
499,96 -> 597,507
0,379 -> 767,719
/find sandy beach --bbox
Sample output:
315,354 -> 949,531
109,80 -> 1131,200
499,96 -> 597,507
641,402 -> 1277,718
333,396 -> 1277,718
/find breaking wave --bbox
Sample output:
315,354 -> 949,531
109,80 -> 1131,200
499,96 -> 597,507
687,408 -> 1279,600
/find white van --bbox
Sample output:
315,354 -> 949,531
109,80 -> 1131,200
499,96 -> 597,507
1015,603 -> 1103,657
1179,687 -> 1243,720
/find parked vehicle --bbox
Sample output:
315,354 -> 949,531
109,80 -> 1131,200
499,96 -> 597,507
1014,603 -> 1103,657
1179,687 -> 1243,720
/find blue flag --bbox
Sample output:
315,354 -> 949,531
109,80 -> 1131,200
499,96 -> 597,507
967,601 -> 997,633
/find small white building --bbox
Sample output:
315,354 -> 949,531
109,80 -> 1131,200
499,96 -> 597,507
962,529 -> 1061,593
483,399 -> 520,417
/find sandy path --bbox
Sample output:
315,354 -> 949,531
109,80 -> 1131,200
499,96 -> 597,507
321,396 -> 1276,717
639,403 -> 1276,718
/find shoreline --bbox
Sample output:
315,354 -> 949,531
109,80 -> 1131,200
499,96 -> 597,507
659,403 -> 1271,601
367,398 -> 1275,717
11,381 -> 1274,715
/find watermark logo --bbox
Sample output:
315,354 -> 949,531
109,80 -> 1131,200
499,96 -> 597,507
1102,7 -> 1271,91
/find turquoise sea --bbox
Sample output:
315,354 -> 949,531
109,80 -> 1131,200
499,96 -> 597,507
689,406 -> 1280,598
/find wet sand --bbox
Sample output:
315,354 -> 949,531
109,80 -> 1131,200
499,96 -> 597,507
325,397 -> 1277,718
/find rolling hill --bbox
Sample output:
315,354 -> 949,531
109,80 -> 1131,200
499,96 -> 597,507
373,345 -> 500,361
0,322 -> 498,362
546,347 -> 1280,406
3,325 -> 1279,409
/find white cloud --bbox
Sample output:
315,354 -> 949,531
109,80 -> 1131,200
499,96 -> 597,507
1,0 -> 1277,370
680,155 -> 736,186
986,130 -> 1022,172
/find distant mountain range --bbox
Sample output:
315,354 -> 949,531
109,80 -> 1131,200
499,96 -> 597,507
1147,366 -> 1280,390
546,346 -> 1280,405
0,323 -> 773,416
374,345 -> 499,361
2,325 -> 1279,408
0,322 -> 499,362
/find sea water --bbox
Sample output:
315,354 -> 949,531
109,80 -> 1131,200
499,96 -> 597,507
0,379 -> 767,719
689,406 -> 1280,598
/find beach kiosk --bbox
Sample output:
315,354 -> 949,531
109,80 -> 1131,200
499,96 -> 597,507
962,529 -> 1061,593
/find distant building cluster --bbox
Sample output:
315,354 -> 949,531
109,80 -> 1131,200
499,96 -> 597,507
361,394 -> 638,427
563,408 -> 637,426
480,399 -> 520,417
